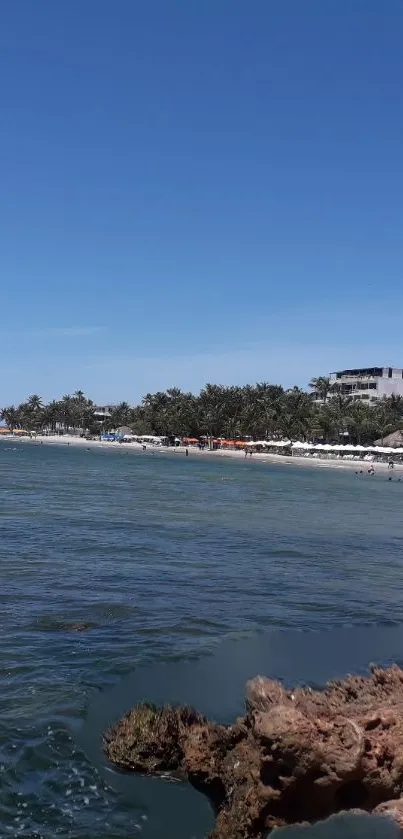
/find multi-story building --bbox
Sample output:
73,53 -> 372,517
93,404 -> 116,422
330,367 -> 403,401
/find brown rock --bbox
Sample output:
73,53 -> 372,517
103,665 -> 403,838
375,798 -> 403,832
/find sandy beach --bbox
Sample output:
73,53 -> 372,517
2,433 -> 403,476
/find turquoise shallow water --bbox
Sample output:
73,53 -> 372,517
2,442 -> 403,838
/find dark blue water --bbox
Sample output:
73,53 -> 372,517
2,442 -> 403,838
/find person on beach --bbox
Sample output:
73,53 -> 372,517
185,448 -> 189,456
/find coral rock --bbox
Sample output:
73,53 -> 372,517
103,666 -> 403,838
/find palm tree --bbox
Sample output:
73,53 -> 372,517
314,403 -> 338,441
108,402 -> 132,431
276,388 -> 314,441
346,400 -> 377,445
309,376 -> 331,404
10,383 -> 403,447
27,394 -> 43,411
1,405 -> 21,430
374,397 -> 403,444
41,400 -> 60,434
59,394 -> 75,433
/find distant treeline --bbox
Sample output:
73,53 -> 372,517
1,378 -> 403,444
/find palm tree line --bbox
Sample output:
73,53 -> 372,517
1,379 -> 403,444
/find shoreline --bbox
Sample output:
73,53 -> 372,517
2,433 -> 403,475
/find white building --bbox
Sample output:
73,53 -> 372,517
330,367 -> 403,401
93,404 -> 116,421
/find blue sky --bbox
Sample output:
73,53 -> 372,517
1,0 -> 403,405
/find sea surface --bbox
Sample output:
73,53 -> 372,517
2,442 -> 403,838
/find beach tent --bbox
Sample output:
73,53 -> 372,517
117,426 -> 134,436
374,430 -> 403,448
268,440 -> 291,447
291,441 -> 314,450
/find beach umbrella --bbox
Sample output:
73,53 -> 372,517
292,441 -> 314,449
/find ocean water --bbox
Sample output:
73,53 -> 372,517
2,442 -> 403,838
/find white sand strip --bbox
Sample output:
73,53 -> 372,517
1,433 -> 402,476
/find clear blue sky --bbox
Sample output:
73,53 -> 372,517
1,0 -> 403,405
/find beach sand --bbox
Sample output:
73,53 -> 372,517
2,433 -> 403,476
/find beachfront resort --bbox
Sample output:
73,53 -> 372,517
3,368 -> 403,467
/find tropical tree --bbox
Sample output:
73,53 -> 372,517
26,394 -> 43,411
5,381 -> 403,444
108,401 -> 133,431
1,405 -> 22,430
345,400 -> 377,444
309,376 -> 332,403
277,388 -> 314,440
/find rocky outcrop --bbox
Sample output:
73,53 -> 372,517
103,665 -> 403,838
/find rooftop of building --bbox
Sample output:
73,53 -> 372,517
332,367 -> 402,378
